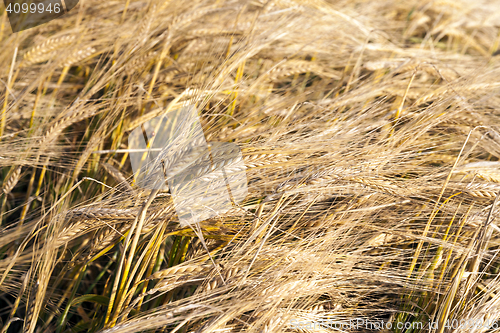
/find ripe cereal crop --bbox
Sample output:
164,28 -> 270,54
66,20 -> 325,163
2,0 -> 500,332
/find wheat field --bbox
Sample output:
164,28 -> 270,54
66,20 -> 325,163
1,0 -> 500,332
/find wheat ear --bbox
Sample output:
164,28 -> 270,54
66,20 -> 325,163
2,166 -> 21,195
63,47 -> 96,67
23,35 -> 76,66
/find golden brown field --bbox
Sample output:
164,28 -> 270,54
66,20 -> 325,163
2,0 -> 500,332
